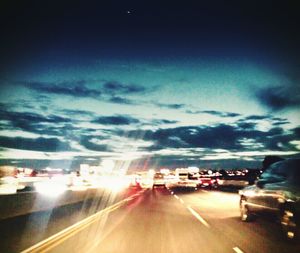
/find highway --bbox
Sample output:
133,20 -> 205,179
1,187 -> 300,253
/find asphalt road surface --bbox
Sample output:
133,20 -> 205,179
1,187 -> 300,253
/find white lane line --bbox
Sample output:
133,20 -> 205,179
179,198 -> 184,204
233,247 -> 244,253
174,194 -> 179,200
187,206 -> 210,228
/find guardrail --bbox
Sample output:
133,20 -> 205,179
0,188 -> 106,220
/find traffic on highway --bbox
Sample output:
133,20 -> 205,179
1,1 -> 300,253
1,158 -> 300,253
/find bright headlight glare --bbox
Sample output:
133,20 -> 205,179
34,181 -> 67,197
243,190 -> 256,197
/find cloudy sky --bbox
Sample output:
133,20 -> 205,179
0,1 -> 299,170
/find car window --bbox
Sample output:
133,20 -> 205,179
271,162 -> 288,181
260,160 -> 300,185
188,173 -> 196,180
154,173 -> 164,179
286,160 -> 300,186
260,162 -> 287,182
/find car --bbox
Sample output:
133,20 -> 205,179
239,159 -> 300,240
152,172 -> 166,188
217,175 -> 249,188
199,175 -> 218,189
172,168 -> 198,190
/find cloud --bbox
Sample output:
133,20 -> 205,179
293,127 -> 300,138
272,121 -> 290,126
271,117 -> 290,126
0,136 -> 73,152
151,119 -> 179,125
257,127 -> 299,151
0,108 -> 70,124
15,80 -> 102,98
29,123 -> 83,138
79,136 -> 111,152
0,102 -> 11,110
154,102 -> 185,109
237,122 -> 257,130
186,110 -> 241,118
109,96 -> 136,105
103,81 -> 146,94
237,115 -> 290,128
263,135 -> 296,151
0,121 -> 11,131
59,109 -> 95,117
0,108 -> 72,134
122,125 -> 243,150
92,115 -> 140,125
244,115 -> 270,120
138,118 -> 179,126
122,123 -> 300,152
13,79 -> 150,104
204,110 -> 241,117
256,85 -> 300,111
34,84 -> 101,98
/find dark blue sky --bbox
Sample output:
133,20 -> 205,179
0,1 -> 299,170
1,1 -> 299,67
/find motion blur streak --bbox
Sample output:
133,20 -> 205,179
34,182 -> 67,197
21,190 -> 145,253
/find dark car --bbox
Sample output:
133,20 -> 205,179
199,175 -> 218,189
217,174 -> 249,188
239,159 -> 300,240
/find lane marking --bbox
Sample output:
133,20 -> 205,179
187,206 -> 210,228
233,247 -> 244,253
174,194 -> 179,200
21,189 -> 146,253
179,198 -> 184,204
